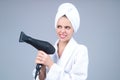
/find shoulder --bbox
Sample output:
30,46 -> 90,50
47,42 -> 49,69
71,38 -> 88,53
74,41 -> 88,51
74,44 -> 88,58
77,44 -> 88,51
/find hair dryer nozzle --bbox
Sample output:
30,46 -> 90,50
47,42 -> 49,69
19,31 -> 27,42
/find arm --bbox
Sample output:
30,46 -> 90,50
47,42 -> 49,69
32,66 -> 46,80
39,65 -> 46,80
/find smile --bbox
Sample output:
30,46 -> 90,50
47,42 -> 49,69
59,34 -> 66,39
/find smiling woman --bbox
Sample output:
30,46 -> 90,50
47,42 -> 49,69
0,0 -> 119,80
56,15 -> 74,43
34,3 -> 89,80
56,16 -> 74,58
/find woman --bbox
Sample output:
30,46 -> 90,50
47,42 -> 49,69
34,3 -> 89,80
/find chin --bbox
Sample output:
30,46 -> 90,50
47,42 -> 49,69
59,38 -> 70,43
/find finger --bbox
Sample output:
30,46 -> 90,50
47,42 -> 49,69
39,50 -> 45,54
39,50 -> 48,56
35,59 -> 40,64
38,51 -> 46,57
35,57 -> 43,64
37,53 -> 43,59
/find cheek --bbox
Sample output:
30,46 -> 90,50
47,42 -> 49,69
56,28 -> 61,33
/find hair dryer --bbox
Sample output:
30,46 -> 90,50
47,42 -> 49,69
19,31 -> 55,79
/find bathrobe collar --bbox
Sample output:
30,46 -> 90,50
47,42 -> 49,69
54,37 -> 78,69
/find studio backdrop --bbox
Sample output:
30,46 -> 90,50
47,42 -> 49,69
0,0 -> 120,80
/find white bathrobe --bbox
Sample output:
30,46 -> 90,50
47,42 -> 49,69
33,37 -> 88,80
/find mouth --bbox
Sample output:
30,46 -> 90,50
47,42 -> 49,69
59,34 -> 67,39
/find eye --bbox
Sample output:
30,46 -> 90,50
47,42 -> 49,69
57,25 -> 62,29
65,26 -> 71,30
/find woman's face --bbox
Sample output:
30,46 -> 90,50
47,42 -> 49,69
56,16 -> 74,43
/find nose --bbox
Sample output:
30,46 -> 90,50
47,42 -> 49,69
61,28 -> 65,33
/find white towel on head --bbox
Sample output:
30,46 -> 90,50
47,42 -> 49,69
55,3 -> 80,33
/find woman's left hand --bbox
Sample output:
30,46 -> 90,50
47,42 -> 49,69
35,50 -> 54,69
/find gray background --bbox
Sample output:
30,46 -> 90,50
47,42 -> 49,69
0,0 -> 120,80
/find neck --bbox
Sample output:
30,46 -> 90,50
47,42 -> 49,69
57,40 -> 69,57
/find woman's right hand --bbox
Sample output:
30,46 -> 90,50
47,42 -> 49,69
35,50 -> 54,69
35,50 -> 47,80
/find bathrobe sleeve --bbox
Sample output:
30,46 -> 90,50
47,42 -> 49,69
46,45 -> 89,80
